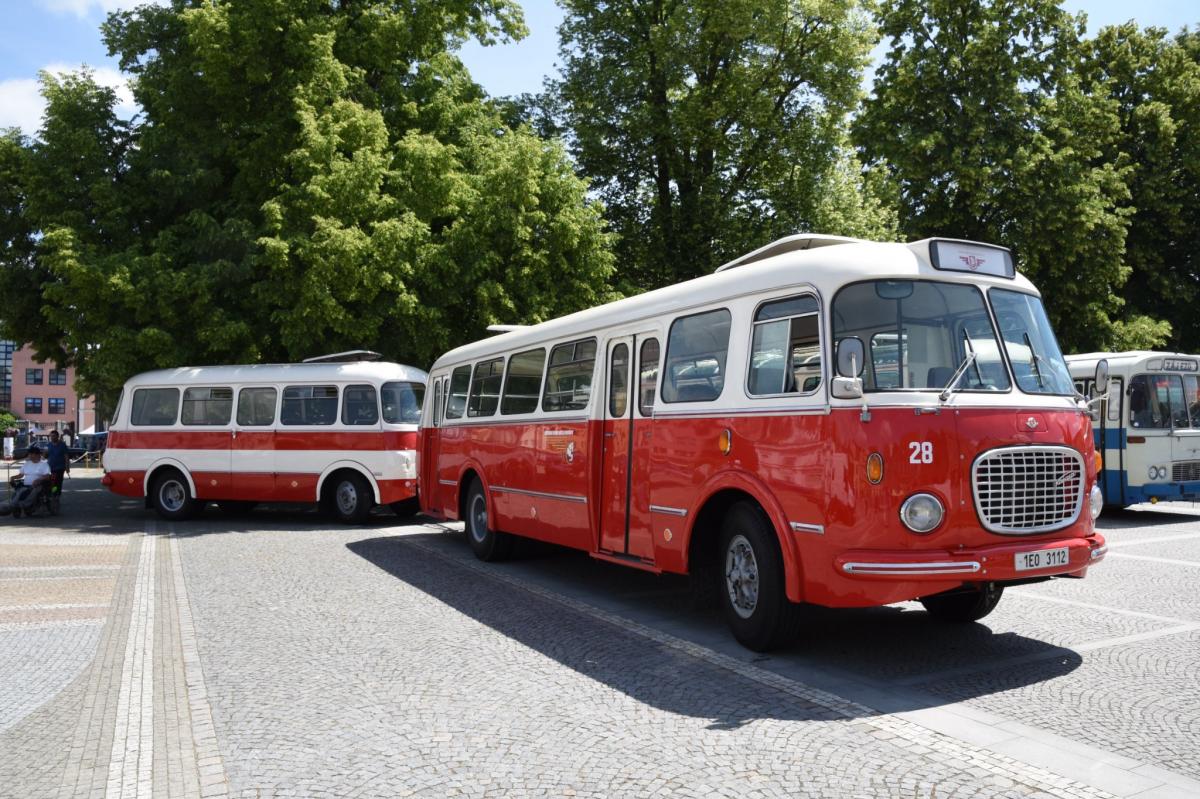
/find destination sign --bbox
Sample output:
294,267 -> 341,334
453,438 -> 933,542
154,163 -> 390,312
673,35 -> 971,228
928,239 -> 1016,279
1159,358 -> 1198,372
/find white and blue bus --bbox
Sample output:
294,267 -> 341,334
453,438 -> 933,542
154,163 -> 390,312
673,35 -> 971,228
1066,351 -> 1200,507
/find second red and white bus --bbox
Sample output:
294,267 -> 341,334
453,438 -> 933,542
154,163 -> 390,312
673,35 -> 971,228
419,234 -> 1108,650
102,359 -> 426,522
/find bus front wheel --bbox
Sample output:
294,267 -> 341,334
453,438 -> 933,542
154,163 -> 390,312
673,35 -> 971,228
919,583 -> 1004,622
152,470 -> 200,521
718,502 -> 802,652
464,481 -> 514,562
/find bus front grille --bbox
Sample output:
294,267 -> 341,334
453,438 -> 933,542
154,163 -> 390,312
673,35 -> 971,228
972,446 -> 1085,534
1173,461 -> 1200,482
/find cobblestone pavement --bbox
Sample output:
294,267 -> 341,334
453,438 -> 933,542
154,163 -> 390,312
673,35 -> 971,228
1,474 -> 1198,798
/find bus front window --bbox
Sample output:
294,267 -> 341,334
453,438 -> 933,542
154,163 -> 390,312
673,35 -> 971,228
989,290 -> 1073,395
832,280 -> 1009,392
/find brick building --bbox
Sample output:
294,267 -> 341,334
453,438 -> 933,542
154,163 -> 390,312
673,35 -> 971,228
1,341 -> 95,434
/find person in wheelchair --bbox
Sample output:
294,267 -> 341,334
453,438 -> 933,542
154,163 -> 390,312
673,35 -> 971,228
4,446 -> 53,518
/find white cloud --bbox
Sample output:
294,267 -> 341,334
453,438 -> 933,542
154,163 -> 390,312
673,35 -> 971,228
39,0 -> 154,18
0,78 -> 46,136
0,65 -> 139,137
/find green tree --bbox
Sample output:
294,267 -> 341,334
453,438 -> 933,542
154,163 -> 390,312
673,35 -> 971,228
0,0 -> 614,399
553,0 -> 894,291
855,0 -> 1146,352
1079,23 -> 1200,351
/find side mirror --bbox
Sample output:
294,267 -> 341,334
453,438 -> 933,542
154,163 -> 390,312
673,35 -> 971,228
836,337 -> 865,378
1094,358 -> 1110,395
832,376 -> 864,399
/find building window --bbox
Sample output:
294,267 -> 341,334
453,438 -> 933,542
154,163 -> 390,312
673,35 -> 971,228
48,398 -> 66,415
26,368 -> 43,385
25,397 -> 42,414
49,368 -> 68,386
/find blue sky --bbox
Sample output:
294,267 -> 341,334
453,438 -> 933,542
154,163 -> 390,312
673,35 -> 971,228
2,1 -> 1197,135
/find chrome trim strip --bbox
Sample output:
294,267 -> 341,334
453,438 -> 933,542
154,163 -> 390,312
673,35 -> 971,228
1090,544 -> 1108,560
649,504 -> 688,517
790,522 -> 825,535
438,479 -> 457,486
493,486 -> 588,504
842,561 -> 981,575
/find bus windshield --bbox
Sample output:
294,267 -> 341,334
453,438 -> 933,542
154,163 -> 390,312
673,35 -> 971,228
832,280 -> 1010,392
989,289 -> 1073,395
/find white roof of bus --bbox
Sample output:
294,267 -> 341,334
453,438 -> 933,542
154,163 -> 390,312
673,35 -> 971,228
123,361 -> 428,388
1065,351 -> 1199,374
431,235 -> 1040,371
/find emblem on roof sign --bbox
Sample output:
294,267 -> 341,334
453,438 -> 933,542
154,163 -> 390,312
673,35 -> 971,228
960,254 -> 986,271
1025,417 -> 1039,430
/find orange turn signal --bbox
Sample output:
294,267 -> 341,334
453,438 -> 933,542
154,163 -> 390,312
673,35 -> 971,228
866,452 -> 884,484
1093,451 -> 1103,473
718,429 -> 733,456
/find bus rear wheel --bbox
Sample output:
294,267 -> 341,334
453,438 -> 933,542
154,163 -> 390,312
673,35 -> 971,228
718,501 -> 802,652
328,472 -> 373,524
464,481 -> 514,562
152,470 -> 200,521
919,583 -> 1004,622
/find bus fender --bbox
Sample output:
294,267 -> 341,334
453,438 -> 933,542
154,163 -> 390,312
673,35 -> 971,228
452,458 -> 493,522
316,461 -> 382,505
686,469 -> 806,605
142,458 -> 196,498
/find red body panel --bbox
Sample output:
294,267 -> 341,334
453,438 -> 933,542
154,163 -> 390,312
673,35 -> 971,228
419,404 -> 1103,607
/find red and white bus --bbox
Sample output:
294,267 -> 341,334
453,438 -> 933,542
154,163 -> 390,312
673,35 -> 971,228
419,234 -> 1109,650
102,358 -> 426,523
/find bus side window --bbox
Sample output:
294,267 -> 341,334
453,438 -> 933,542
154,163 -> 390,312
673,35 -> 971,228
542,339 -> 598,412
748,294 -> 820,396
1129,375 -> 1167,429
468,358 -> 504,417
131,388 -> 180,426
445,366 -> 471,419
501,349 -> 546,415
662,308 -> 731,403
342,385 -> 379,425
282,385 -> 338,425
237,388 -> 277,426
639,338 -> 659,416
181,387 -> 233,425
1107,377 -> 1122,423
382,381 -> 424,425
1185,375 -> 1200,428
431,379 -> 443,426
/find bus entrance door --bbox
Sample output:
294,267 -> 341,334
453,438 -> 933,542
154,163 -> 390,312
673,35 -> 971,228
599,334 -> 656,561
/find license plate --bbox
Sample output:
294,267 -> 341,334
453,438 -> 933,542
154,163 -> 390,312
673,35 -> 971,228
1015,547 -> 1070,572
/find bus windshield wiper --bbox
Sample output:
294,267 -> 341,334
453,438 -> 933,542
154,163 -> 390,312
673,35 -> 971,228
1023,332 -> 1046,389
939,350 -> 978,402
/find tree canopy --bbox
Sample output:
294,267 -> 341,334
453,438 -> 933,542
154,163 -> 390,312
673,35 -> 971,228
0,0 -> 614,400
553,0 -> 896,290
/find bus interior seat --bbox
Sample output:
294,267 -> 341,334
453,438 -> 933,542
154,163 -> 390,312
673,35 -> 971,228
927,366 -> 954,388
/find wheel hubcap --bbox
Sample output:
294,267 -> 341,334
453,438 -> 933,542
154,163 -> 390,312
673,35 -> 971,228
725,534 -> 760,619
469,494 -> 488,543
160,480 -> 185,513
336,481 -> 358,515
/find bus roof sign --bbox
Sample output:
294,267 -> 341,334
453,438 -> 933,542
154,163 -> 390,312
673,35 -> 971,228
927,239 -> 1015,279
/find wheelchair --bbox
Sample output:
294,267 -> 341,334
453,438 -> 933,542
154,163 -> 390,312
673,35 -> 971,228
7,474 -> 61,518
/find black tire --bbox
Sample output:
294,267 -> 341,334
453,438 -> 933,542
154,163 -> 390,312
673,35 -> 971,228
919,583 -> 1004,622
390,497 -> 420,518
327,472 -> 373,524
718,501 -> 803,652
463,480 -> 514,562
216,500 -> 258,515
151,470 -> 200,521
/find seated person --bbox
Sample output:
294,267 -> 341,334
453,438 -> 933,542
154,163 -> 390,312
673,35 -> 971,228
3,446 -> 52,518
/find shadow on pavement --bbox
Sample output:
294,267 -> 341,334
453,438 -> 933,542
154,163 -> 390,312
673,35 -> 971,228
347,531 -> 1083,725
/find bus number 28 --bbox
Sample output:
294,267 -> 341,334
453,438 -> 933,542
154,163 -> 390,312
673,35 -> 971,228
909,442 -> 933,464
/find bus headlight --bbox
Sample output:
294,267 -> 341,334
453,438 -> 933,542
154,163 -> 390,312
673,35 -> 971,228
900,493 -> 944,534
1089,484 -> 1103,520
1148,465 -> 1166,481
